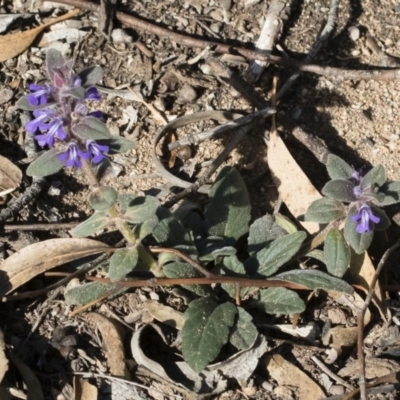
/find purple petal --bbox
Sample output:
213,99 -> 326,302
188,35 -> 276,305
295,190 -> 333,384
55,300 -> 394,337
88,111 -> 103,119
85,87 -> 101,101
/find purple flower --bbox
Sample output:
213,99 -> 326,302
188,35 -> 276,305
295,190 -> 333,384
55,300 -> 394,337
27,83 -> 52,105
25,109 -> 54,133
87,141 -> 109,163
88,110 -> 103,119
58,142 -> 90,168
35,118 -> 67,147
85,87 -> 101,101
351,203 -> 380,233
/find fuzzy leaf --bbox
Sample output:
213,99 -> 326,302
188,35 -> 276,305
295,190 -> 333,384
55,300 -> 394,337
163,262 -> 211,297
101,137 -> 137,154
65,282 -> 116,306
62,86 -> 85,99
71,211 -> 110,237
132,216 -> 159,239
26,148 -> 64,177
258,287 -> 305,315
274,213 -> 298,234
271,269 -> 354,294
121,196 -> 160,224
77,66 -> 103,87
46,48 -> 65,81
16,96 -> 56,111
370,205 -> 391,231
181,298 -> 237,372
109,248 -> 139,281
204,166 -> 251,245
361,165 -> 386,189
72,117 -> 112,140
306,249 -> 325,262
322,180 -> 357,202
344,207 -> 373,254
245,231 -> 307,276
248,215 -> 286,255
229,307 -> 258,350
305,197 -> 346,223
88,186 -> 117,211
326,154 -> 353,180
221,255 -> 249,298
379,181 -> 400,206
324,228 -> 350,277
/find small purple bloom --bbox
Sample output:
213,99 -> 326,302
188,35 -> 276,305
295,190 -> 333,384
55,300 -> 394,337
87,140 -> 109,163
88,110 -> 103,119
351,203 -> 380,234
34,118 -> 67,147
58,142 -> 90,168
85,87 -> 101,101
352,169 -> 361,183
27,83 -> 52,105
25,109 -> 54,133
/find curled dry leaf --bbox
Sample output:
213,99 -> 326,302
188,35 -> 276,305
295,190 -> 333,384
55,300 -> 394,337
267,130 -> 385,319
0,155 -> 22,193
143,300 -> 185,330
0,9 -> 80,62
262,353 -> 325,400
86,313 -> 130,379
0,238 -> 112,297
73,377 -> 98,400
8,353 -> 44,400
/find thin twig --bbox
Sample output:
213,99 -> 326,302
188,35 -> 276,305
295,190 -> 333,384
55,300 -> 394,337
51,0 -> 400,82
2,222 -> 79,231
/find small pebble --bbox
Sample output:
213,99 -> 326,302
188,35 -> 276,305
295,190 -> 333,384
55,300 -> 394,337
329,385 -> 345,395
177,83 -> 197,104
348,26 -> 360,42
0,88 -> 13,105
111,28 -> 133,44
219,0 -> 232,11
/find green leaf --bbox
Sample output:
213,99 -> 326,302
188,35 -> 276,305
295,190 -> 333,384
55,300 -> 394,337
118,193 -> 136,212
306,249 -> 325,263
46,48 -> 65,80
370,205 -> 391,231
163,262 -> 211,297
88,186 -> 118,211
181,298 -> 237,372
305,197 -> 346,223
63,87 -> 85,99
229,307 -> 258,350
101,137 -> 137,154
324,228 -> 350,277
271,269 -> 354,294
221,255 -> 249,298
109,247 -> 139,281
274,214 -> 298,234
71,211 -> 110,237
72,117 -> 112,140
121,196 -> 160,224
204,166 -> 251,245
258,287 -> 305,315
343,207 -> 373,254
361,165 -> 386,189
379,181 -> 400,206
326,154 -> 353,180
245,231 -> 307,276
77,66 -> 103,87
26,148 -> 64,177
16,96 -> 56,111
65,282 -> 116,305
322,180 -> 357,202
248,215 -> 286,255
132,216 -> 160,239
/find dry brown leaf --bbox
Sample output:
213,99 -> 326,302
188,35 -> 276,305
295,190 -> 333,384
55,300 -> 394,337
263,353 -> 325,400
0,238 -> 112,296
0,9 -> 79,62
143,300 -> 184,330
267,130 -> 385,318
86,313 -> 131,379
0,329 -> 7,384
8,353 -> 44,400
0,155 -> 22,192
338,357 -> 400,380
73,376 -> 98,400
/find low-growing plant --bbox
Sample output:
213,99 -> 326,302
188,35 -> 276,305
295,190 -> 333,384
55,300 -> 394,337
17,49 -> 400,373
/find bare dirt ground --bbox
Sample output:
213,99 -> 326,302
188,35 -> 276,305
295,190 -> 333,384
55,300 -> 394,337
1,0 -> 400,399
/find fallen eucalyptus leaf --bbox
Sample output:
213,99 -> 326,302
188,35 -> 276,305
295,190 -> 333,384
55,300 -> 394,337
0,238 -> 112,296
0,9 -> 80,62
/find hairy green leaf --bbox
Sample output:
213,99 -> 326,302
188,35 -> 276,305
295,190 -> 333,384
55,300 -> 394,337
26,148 -> 64,177
271,269 -> 354,294
65,282 -> 116,305
101,137 -> 137,154
72,117 -> 112,140
229,307 -> 258,350
305,197 -> 346,223
88,186 -> 117,211
204,166 -> 251,245
258,287 -> 305,315
370,205 -> 391,231
70,211 -> 110,237
221,255 -> 249,298
121,196 -> 160,224
322,180 -> 357,202
326,154 -> 353,180
245,231 -> 307,276
379,181 -> 400,206
361,164 -> 386,189
109,247 -> 139,281
274,213 -> 298,234
306,249 -> 325,262
181,297 -> 237,372
343,207 -> 373,254
324,228 -> 350,277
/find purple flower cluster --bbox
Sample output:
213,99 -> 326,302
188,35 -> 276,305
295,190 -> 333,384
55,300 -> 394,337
23,51 -> 108,168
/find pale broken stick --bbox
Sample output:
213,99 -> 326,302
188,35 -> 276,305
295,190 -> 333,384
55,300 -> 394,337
245,0 -> 293,83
